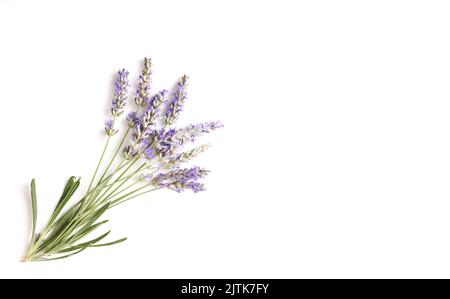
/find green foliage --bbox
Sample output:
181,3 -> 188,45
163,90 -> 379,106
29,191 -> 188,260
24,177 -> 127,261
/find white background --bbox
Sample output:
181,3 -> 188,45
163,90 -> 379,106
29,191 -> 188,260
1,0 -> 450,278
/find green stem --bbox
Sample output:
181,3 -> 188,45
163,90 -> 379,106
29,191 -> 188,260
93,160 -> 157,209
109,184 -> 153,205
110,187 -> 162,208
102,180 -> 140,203
87,136 -> 110,193
89,158 -> 138,209
100,163 -> 145,200
28,159 -> 133,258
98,127 -> 130,183
97,106 -> 142,185
79,158 -> 129,214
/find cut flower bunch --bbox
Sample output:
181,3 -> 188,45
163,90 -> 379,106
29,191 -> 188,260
24,58 -> 222,261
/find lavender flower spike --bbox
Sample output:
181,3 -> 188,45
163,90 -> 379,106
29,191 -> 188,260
106,69 -> 129,135
166,143 -> 212,166
151,167 -> 209,193
165,75 -> 189,125
142,89 -> 168,128
104,119 -> 117,136
125,90 -> 169,158
126,111 -> 139,128
110,69 -> 130,118
175,121 -> 224,145
134,57 -> 153,107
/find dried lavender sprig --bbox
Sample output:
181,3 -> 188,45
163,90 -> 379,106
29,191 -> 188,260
166,143 -> 211,166
90,70 -> 129,193
92,141 -> 203,210
151,167 -> 209,193
142,90 -> 168,128
134,57 -> 152,107
147,128 -> 177,158
111,69 -> 130,116
144,121 -> 222,160
109,122 -> 222,201
126,112 -> 139,128
96,58 -> 153,188
108,132 -> 220,200
165,75 -> 189,125
124,90 -> 170,159
25,59 -> 222,262
104,119 -> 117,137
175,121 -> 223,145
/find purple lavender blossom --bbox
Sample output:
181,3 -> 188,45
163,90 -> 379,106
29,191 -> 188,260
175,121 -> 223,145
126,112 -> 140,128
150,128 -> 177,157
151,167 -> 209,192
106,69 -> 129,136
166,144 -> 211,166
141,174 -> 153,182
126,89 -> 168,158
143,121 -> 222,162
141,90 -> 168,128
134,58 -> 152,107
104,119 -> 117,136
143,147 -> 156,160
131,124 -> 151,145
110,69 -> 130,118
165,75 -> 189,125
123,122 -> 153,159
186,181 -> 205,193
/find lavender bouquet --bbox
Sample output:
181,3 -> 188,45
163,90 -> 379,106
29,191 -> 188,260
24,58 -> 222,261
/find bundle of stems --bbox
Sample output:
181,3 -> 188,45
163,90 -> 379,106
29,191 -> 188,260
24,58 -> 222,261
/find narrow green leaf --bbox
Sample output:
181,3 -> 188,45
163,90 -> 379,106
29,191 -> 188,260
47,177 -> 80,227
70,220 -> 109,243
57,230 -> 111,254
60,176 -> 76,200
75,202 -> 111,230
30,179 -> 37,245
30,179 -> 79,254
36,207 -> 78,252
49,202 -> 111,253
33,233 -> 40,245
33,247 -> 87,261
91,237 -> 127,247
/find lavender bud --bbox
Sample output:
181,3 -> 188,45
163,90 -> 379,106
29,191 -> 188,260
126,112 -> 140,128
123,144 -> 137,160
165,75 -> 189,125
150,128 -> 177,157
151,166 -> 209,192
134,57 -> 153,107
143,147 -> 156,160
110,69 -> 130,118
186,181 -> 206,193
141,89 -> 168,128
175,121 -> 223,145
105,119 -> 118,136
167,144 -> 211,166
141,173 -> 153,182
131,124 -> 151,144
